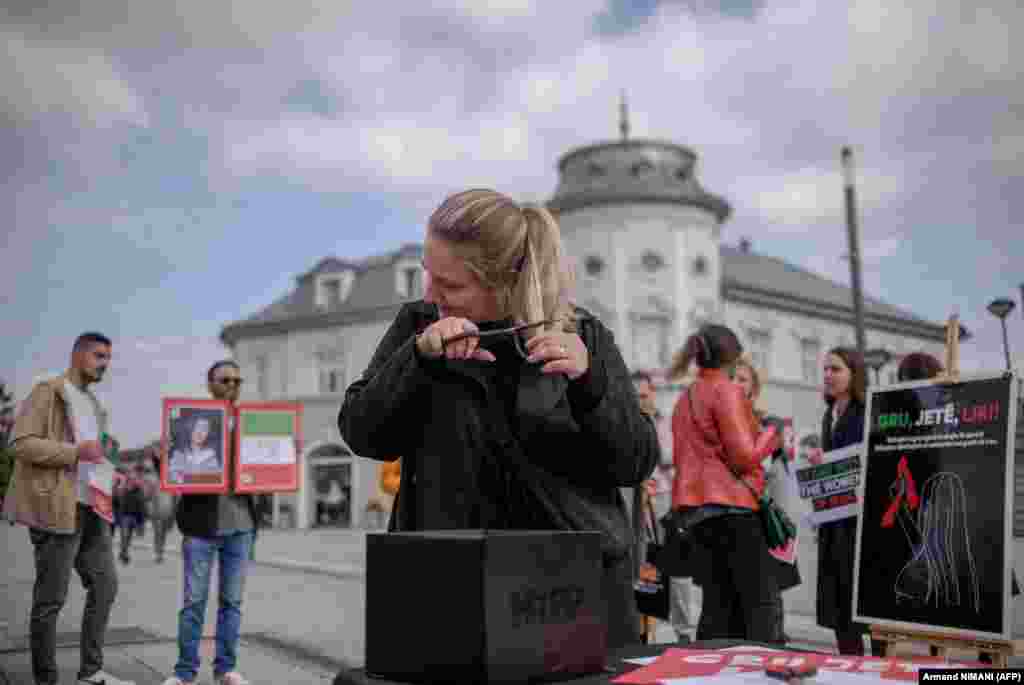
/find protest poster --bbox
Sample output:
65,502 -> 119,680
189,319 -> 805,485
795,442 -> 861,526
233,402 -> 302,493
853,372 -> 1018,639
160,398 -> 231,495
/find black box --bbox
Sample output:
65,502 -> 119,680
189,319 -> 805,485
365,530 -> 607,684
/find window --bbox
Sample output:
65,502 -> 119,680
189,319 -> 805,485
748,330 -> 772,374
586,162 -> 606,178
630,160 -> 654,176
317,271 -> 354,308
322,279 -> 341,306
316,345 -> 346,395
801,338 -> 821,384
319,367 -> 346,394
640,251 -> 665,272
693,255 -> 708,276
402,267 -> 421,298
633,319 -> 669,369
254,356 -> 268,399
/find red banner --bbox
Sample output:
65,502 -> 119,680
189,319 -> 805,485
613,648 -> 988,684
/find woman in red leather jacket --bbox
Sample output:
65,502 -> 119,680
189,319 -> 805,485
669,324 -> 780,643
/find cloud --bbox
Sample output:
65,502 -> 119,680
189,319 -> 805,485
2,31 -> 149,128
3,0 -> 1023,434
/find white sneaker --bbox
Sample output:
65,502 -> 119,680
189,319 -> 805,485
160,678 -> 194,685
215,672 -> 250,685
78,670 -> 136,685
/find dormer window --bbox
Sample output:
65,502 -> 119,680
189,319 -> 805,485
316,271 -> 354,308
395,260 -> 423,299
323,279 -> 341,305
586,162 -> 606,178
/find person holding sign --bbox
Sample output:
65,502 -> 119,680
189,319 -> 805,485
338,189 -> 660,649
815,347 -> 881,657
163,360 -> 260,685
668,325 -> 781,643
2,332 -> 136,685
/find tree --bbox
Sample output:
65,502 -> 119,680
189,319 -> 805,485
0,380 -> 14,500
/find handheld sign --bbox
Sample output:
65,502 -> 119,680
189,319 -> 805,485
853,371 -> 1018,640
160,398 -> 232,495
233,402 -> 301,493
796,442 -> 861,527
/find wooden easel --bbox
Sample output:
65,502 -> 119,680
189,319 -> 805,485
870,314 -> 1014,666
939,312 -> 961,383
869,626 -> 1015,667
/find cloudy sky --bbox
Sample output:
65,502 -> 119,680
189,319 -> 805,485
4,0 -> 1022,448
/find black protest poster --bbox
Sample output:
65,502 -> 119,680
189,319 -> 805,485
853,374 -> 1017,638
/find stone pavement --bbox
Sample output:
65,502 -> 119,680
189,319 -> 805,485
6,521 -> 1009,684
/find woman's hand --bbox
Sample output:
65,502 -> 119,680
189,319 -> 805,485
416,317 -> 496,362
525,331 -> 589,380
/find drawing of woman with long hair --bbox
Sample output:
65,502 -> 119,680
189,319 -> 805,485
883,457 -> 981,613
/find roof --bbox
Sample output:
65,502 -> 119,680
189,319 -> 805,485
220,244 -> 424,345
721,245 -> 935,326
220,241 -> 951,345
548,138 -> 731,221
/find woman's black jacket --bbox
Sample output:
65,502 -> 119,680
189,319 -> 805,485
337,301 -> 660,562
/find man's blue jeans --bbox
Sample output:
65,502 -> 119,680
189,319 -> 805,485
174,531 -> 254,681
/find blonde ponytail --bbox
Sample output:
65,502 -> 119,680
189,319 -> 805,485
510,205 -> 575,334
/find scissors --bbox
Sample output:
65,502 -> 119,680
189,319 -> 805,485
441,319 -> 559,359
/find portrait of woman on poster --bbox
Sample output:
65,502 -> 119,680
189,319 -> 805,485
168,414 -> 222,483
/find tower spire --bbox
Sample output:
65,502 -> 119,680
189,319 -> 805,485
619,90 -> 630,141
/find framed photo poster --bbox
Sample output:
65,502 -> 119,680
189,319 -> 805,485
852,372 -> 1018,640
233,402 -> 302,493
160,398 -> 231,494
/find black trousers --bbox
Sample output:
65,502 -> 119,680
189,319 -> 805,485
693,513 -> 780,644
29,505 -> 118,684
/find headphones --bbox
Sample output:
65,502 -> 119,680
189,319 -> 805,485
696,331 -> 713,366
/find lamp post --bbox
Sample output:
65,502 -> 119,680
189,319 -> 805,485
864,348 -> 892,386
987,298 -> 1016,371
841,147 -> 868,357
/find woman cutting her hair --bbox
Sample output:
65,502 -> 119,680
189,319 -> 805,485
338,189 -> 660,647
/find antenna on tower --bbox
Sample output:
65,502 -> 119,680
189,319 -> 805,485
619,90 -> 630,141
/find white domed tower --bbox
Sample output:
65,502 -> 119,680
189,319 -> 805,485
548,97 -> 731,375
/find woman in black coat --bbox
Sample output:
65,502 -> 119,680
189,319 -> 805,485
815,346 -> 879,656
338,189 -> 660,648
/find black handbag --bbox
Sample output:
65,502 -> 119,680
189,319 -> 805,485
652,507 -> 697,578
633,499 -> 671,620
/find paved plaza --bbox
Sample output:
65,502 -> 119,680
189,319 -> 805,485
3,522 -> 1012,684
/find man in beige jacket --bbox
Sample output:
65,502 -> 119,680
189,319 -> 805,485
2,332 -> 135,685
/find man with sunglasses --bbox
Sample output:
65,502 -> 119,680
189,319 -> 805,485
163,360 -> 259,685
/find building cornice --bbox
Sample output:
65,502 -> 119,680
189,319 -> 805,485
548,193 -> 730,222
722,279 -> 950,343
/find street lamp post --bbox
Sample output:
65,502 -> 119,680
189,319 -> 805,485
987,298 -> 1016,371
842,147 -> 868,357
864,348 -> 892,386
